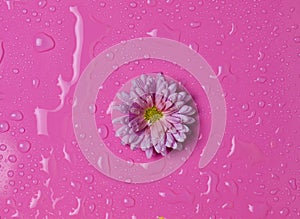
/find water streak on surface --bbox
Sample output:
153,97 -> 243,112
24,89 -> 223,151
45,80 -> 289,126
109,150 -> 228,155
34,6 -> 83,135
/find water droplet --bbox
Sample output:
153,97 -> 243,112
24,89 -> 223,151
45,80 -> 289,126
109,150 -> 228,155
279,207 -> 290,216
0,120 -> 10,133
8,154 -> 17,163
49,6 -> 56,12
129,2 -> 137,8
147,0 -> 157,6
242,103 -> 249,111
105,52 -> 114,60
38,0 -> 47,8
34,32 -> 55,53
98,125 -> 108,139
288,178 -> 297,190
190,21 -> 201,28
188,6 -> 196,11
17,140 -> 31,153
32,79 -> 40,88
0,143 -> 7,152
12,68 -> 19,74
293,36 -> 300,43
88,104 -> 97,114
7,170 -> 14,177
254,77 -> 267,83
258,101 -> 265,108
123,196 -> 135,207
99,1 -> 106,7
84,174 -> 94,184
10,111 -> 23,121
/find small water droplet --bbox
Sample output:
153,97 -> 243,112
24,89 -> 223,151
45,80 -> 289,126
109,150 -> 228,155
38,0 -> 47,8
49,6 -> 56,12
0,120 -> 10,133
17,140 -> 31,153
32,79 -> 40,88
98,125 -> 108,139
88,104 -> 97,114
105,52 -> 114,60
147,0 -> 157,6
293,36 -> 300,43
99,1 -> 106,7
123,196 -> 135,207
12,68 -> 19,74
254,77 -> 267,83
288,178 -> 297,190
7,170 -> 14,177
0,144 -> 7,151
279,207 -> 290,216
34,32 -> 55,53
190,21 -> 201,28
10,111 -> 23,121
8,154 -> 17,163
188,6 -> 196,11
84,174 -> 94,184
129,2 -> 137,8
242,103 -> 249,111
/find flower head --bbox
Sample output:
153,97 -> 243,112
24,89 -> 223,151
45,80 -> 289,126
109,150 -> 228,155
112,73 -> 196,158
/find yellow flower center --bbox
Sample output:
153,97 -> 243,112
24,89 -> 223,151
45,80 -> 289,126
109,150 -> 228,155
144,106 -> 163,123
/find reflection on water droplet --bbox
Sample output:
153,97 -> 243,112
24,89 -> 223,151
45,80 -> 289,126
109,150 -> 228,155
10,111 -> 23,121
8,154 -> 17,163
123,196 -> 135,207
0,144 -> 7,151
98,125 -> 108,139
0,120 -> 10,133
17,140 -> 31,153
34,32 -> 55,53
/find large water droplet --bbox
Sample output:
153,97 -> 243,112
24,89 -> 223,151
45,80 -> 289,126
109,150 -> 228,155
17,140 -> 31,153
10,111 -> 23,121
0,120 -> 10,133
123,196 -> 135,207
98,124 -> 108,139
34,32 -> 55,53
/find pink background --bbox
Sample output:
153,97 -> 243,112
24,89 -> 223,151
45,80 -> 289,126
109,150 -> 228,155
0,0 -> 300,218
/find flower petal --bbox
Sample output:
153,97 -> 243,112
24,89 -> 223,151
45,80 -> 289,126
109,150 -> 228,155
145,148 -> 153,158
178,105 -> 196,115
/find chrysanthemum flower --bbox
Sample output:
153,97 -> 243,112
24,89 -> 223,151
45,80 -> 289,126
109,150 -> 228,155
112,73 -> 196,158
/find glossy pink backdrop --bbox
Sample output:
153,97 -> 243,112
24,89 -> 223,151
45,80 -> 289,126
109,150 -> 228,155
0,0 -> 299,218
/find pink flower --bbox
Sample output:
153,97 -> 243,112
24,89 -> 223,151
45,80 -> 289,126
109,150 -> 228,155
112,73 -> 196,158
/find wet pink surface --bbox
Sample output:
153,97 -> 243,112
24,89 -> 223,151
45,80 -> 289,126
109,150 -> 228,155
0,0 -> 300,218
